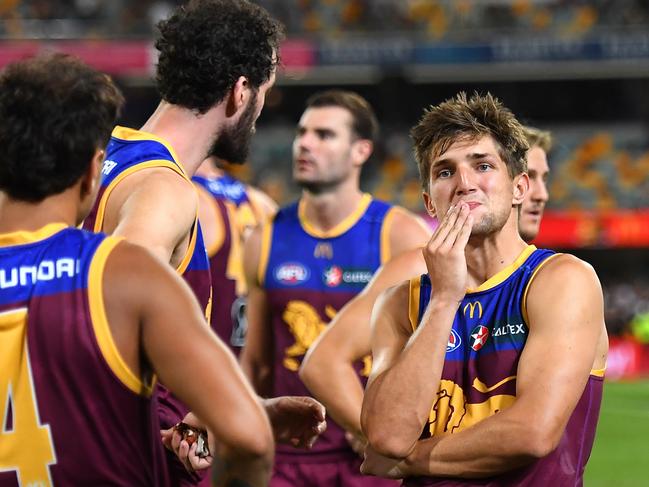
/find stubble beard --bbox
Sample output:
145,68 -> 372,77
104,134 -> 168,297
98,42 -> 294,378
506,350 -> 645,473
208,92 -> 257,165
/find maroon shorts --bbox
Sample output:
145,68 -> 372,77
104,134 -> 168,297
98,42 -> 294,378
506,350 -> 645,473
271,456 -> 401,487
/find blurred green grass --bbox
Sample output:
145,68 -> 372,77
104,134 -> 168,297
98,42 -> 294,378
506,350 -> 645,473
585,380 -> 649,486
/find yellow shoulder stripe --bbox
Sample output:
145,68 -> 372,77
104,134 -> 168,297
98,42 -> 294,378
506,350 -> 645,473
88,237 -> 154,397
93,160 -> 188,233
521,253 -> 563,325
408,276 -> 422,332
257,221 -> 273,286
380,207 -> 396,264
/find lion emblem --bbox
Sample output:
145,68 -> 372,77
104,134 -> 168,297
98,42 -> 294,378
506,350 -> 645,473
282,301 -> 336,371
428,378 -> 517,435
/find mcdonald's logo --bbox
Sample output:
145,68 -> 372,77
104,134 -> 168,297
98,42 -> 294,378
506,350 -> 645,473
463,301 -> 483,319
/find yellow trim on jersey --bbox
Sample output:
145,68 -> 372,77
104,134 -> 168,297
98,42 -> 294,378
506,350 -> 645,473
590,366 -> 606,377
257,221 -> 273,286
111,126 -> 185,173
466,245 -> 536,294
92,160 -> 188,233
88,237 -> 154,397
298,193 -> 372,239
379,207 -> 396,264
195,184 -> 225,257
408,276 -> 422,332
0,223 -> 68,247
176,219 -> 198,276
521,253 -> 563,325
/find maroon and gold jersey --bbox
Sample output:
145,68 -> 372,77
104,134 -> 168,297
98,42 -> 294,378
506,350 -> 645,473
0,224 -> 167,486
261,195 -> 397,463
405,246 -> 604,486
83,126 -> 213,434
193,174 -> 259,355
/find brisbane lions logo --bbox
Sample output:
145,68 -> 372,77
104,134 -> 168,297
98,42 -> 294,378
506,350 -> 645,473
282,301 -> 335,371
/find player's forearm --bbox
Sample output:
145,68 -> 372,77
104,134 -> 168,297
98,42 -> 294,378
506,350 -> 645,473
402,411 -> 545,478
362,300 -> 458,458
304,360 -> 364,435
212,447 -> 273,487
240,357 -> 273,398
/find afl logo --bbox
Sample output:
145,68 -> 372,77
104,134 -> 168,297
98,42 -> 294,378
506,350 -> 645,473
323,266 -> 343,287
274,263 -> 310,285
446,329 -> 461,353
470,325 -> 490,352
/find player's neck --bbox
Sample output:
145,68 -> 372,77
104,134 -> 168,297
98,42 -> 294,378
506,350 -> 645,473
299,181 -> 365,233
195,159 -> 224,179
140,101 -> 222,177
464,216 -> 529,289
0,190 -> 78,234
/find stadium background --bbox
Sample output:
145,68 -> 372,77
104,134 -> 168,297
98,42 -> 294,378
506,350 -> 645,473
1,1 -> 647,484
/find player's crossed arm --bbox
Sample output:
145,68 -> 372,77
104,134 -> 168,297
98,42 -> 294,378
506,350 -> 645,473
368,254 -> 607,480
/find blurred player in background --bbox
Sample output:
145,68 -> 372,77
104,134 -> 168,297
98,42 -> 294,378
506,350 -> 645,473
82,1 -> 324,484
241,90 -> 431,487
300,125 -> 553,452
194,156 -> 277,355
0,53 -> 274,487
360,92 -> 607,486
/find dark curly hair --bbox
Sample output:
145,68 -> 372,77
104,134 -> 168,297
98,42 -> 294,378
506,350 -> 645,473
0,53 -> 123,202
411,92 -> 529,190
156,0 -> 284,113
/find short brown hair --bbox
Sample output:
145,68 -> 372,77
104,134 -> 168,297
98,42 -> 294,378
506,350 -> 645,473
411,92 -> 529,190
523,126 -> 553,153
305,90 -> 379,142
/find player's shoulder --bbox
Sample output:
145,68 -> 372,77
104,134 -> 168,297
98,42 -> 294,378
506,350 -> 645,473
246,184 -> 278,219
528,252 -> 601,297
376,279 -> 413,311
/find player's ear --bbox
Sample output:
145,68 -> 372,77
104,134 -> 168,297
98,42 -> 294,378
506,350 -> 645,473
80,148 -> 104,199
422,191 -> 436,218
351,139 -> 372,167
512,172 -> 529,206
226,76 -> 249,117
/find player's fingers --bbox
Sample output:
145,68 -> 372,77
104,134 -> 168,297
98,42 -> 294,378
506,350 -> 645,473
453,213 -> 473,249
187,442 -> 202,471
428,205 -> 460,249
171,430 -> 182,453
311,401 -> 326,421
440,203 -> 470,249
160,429 -> 174,450
178,440 -> 191,471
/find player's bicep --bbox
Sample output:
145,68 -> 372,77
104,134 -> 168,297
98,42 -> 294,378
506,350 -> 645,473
366,283 -> 412,388
516,256 -> 604,436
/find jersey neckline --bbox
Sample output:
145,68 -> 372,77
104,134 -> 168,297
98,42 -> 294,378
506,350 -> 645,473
466,245 -> 537,294
298,193 -> 372,239
0,222 -> 69,248
111,126 -> 187,178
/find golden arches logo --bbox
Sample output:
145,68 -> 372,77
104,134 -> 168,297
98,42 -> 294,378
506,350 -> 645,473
463,301 -> 483,319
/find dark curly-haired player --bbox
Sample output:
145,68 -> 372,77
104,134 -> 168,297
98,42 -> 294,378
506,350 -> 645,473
82,1 -> 325,486
0,53 -> 274,487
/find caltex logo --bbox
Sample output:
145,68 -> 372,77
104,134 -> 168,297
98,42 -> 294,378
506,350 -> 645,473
446,329 -> 462,353
323,266 -> 343,287
470,325 -> 490,351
